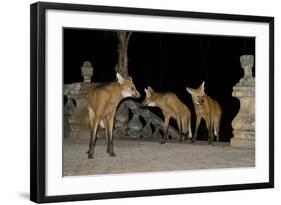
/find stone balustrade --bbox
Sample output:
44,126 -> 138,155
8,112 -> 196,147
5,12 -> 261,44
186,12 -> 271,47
64,93 -> 180,140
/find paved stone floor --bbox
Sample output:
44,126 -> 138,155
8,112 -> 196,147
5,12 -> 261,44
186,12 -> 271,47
63,138 -> 255,176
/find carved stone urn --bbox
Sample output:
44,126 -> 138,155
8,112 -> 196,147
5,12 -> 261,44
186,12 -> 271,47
231,55 -> 255,148
81,61 -> 93,83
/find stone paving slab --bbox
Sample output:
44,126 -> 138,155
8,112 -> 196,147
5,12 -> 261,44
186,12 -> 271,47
63,138 -> 255,176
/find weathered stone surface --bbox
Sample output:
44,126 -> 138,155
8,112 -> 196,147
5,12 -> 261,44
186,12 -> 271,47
127,102 -> 142,138
231,55 -> 255,148
64,82 -> 91,139
64,96 -> 75,138
141,122 -> 153,138
231,131 -> 255,148
114,102 -> 129,138
63,138 -> 255,176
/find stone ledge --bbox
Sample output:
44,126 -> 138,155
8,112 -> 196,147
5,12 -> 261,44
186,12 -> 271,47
230,138 -> 255,149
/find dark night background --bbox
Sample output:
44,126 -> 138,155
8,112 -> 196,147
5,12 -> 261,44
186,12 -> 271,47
64,28 -> 255,142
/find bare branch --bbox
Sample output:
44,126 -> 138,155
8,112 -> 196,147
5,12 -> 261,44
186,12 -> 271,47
126,32 -> 132,45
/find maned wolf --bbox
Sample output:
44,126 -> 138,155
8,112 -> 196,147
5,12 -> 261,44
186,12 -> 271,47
86,72 -> 140,159
186,82 -> 222,144
141,86 -> 192,144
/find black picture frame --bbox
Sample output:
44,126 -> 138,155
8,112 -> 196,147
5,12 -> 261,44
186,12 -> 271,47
30,2 -> 274,203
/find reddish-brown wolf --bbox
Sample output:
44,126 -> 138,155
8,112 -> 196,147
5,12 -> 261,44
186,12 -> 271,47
186,82 -> 222,144
142,86 -> 192,144
86,73 -> 140,159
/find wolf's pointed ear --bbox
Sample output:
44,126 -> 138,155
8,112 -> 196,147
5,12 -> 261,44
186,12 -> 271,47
144,88 -> 151,98
201,81 -> 205,91
186,87 -> 193,94
147,86 -> 154,93
116,72 -> 124,84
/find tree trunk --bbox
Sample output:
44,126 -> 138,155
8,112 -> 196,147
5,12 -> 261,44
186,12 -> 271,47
114,31 -> 132,137
115,31 -> 132,77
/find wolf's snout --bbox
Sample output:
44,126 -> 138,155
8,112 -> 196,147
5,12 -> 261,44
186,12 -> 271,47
133,91 -> 141,98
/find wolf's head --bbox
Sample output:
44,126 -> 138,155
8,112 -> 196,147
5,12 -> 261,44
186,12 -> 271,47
186,81 -> 206,105
141,86 -> 158,107
116,72 -> 141,98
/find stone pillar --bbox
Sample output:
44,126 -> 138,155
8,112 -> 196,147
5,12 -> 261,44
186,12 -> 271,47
81,61 -> 93,83
231,55 -> 255,148
113,101 -> 130,138
127,101 -> 143,138
141,122 -> 153,138
64,96 -> 75,138
70,97 -> 90,139
64,60 -> 94,139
